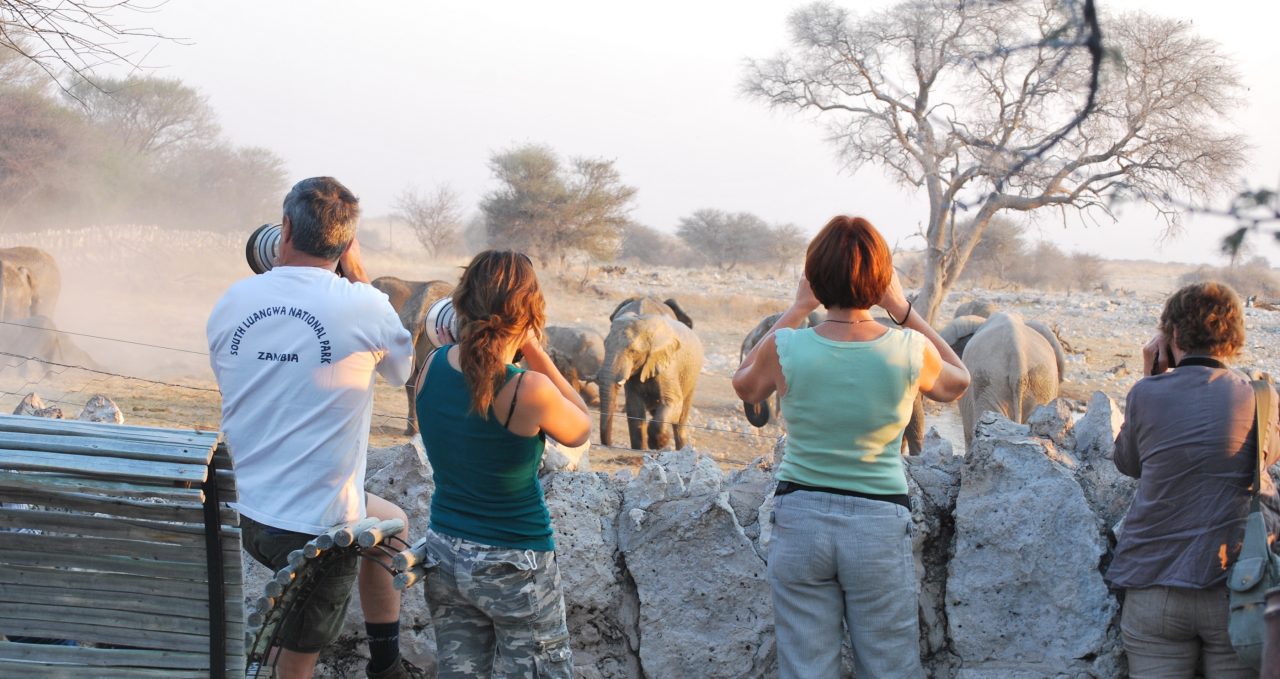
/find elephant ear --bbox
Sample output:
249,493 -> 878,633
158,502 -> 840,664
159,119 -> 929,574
1025,319 -> 1067,383
664,298 -> 694,329
639,321 -> 682,382
942,315 -> 987,358
609,296 -> 641,322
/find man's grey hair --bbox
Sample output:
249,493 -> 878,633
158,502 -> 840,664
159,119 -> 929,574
282,177 -> 360,260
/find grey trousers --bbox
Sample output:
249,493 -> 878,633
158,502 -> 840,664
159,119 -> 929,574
1121,585 -> 1255,679
767,490 -> 924,679
422,529 -> 573,679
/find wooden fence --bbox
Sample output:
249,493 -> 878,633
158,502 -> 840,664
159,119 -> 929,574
0,413 -> 244,678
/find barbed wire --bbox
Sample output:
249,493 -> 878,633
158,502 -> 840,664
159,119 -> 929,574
0,342 -> 787,445
0,319 -> 209,356
0,351 -> 220,392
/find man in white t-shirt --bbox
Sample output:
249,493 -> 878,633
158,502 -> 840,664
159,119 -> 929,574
207,177 -> 418,679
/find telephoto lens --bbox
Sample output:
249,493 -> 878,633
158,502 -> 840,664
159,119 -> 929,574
245,223 -> 283,274
425,297 -> 458,347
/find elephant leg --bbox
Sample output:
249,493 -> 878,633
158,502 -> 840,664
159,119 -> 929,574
650,403 -> 675,450
960,392 -> 977,450
902,395 -> 924,455
403,383 -> 419,436
625,387 -> 647,450
673,399 -> 694,450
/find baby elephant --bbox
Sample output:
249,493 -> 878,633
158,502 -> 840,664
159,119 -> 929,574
958,311 -> 1066,447
739,311 -> 820,428
543,325 -> 606,407
598,310 -> 704,451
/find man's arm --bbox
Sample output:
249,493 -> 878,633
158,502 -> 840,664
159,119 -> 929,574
338,237 -> 371,284
1113,390 -> 1141,478
375,302 -> 413,386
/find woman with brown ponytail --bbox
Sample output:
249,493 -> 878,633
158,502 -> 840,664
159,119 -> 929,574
414,250 -> 589,678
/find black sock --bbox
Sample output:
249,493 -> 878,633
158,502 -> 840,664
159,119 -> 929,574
365,621 -> 400,672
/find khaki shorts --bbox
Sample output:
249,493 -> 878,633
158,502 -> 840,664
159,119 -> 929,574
242,516 -> 359,654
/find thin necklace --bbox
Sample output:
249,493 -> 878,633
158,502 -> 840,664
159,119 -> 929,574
822,318 -> 875,324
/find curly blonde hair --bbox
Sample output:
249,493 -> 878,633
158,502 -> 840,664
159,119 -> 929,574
452,250 -> 545,417
1159,281 -> 1245,359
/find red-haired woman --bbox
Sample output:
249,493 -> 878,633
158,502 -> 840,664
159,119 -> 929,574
733,216 -> 969,678
414,250 -> 590,679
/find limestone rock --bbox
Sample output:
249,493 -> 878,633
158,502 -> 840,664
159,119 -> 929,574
1074,391 -> 1123,461
1071,392 -> 1135,533
725,457 -> 775,544
973,411 -> 1030,440
544,472 -> 640,678
906,443 -> 962,672
541,438 -> 592,473
947,418 -> 1118,677
13,392 -> 61,419
77,395 -> 123,424
619,452 -> 774,678
1027,398 -> 1075,454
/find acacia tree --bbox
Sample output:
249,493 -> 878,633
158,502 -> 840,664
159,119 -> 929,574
677,209 -> 766,270
678,209 -> 809,271
67,76 -> 220,157
746,1 -> 1245,321
394,184 -> 463,257
480,144 -> 636,267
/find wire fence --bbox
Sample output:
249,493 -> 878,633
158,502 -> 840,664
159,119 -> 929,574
0,320 -> 783,458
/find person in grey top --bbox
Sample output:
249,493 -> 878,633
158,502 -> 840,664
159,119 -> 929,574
1107,281 -> 1280,678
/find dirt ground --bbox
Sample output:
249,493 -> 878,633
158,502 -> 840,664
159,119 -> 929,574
4,226 -> 1279,475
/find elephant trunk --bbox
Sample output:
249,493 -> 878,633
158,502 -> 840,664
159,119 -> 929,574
600,380 -> 619,446
598,348 -> 632,448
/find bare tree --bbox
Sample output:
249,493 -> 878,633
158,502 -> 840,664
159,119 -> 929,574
1068,251 -> 1106,293
0,1 -> 172,94
394,184 -> 463,257
746,1 -> 1245,321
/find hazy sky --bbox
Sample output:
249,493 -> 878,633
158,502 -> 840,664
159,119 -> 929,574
112,0 -> 1280,265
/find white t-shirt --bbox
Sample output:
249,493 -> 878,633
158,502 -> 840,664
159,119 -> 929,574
207,266 -> 413,534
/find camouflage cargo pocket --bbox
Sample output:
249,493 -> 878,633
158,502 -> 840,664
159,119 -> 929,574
533,630 -> 573,678
470,548 -> 539,621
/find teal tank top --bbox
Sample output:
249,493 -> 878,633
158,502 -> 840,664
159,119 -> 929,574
774,326 -> 926,495
417,347 -> 552,551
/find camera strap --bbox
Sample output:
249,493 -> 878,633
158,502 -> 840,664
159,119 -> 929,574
1176,356 -> 1226,370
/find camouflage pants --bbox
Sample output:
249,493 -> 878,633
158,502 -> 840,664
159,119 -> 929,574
423,529 -> 573,678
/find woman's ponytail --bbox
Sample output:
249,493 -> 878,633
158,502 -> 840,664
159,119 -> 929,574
451,251 -> 545,418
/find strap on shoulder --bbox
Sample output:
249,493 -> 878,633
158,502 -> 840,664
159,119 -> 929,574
1250,379 -> 1273,510
504,371 -> 527,428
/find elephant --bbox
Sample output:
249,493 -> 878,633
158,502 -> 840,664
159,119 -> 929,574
738,311 -> 931,455
738,311 -> 821,428
958,311 -> 1065,447
598,311 -> 704,451
0,314 -> 99,377
940,314 -> 988,359
0,260 -> 34,322
370,275 -> 428,314
609,295 -> 694,329
0,247 -> 60,318
954,298 -> 994,319
543,325 -> 606,407
371,276 -> 454,435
